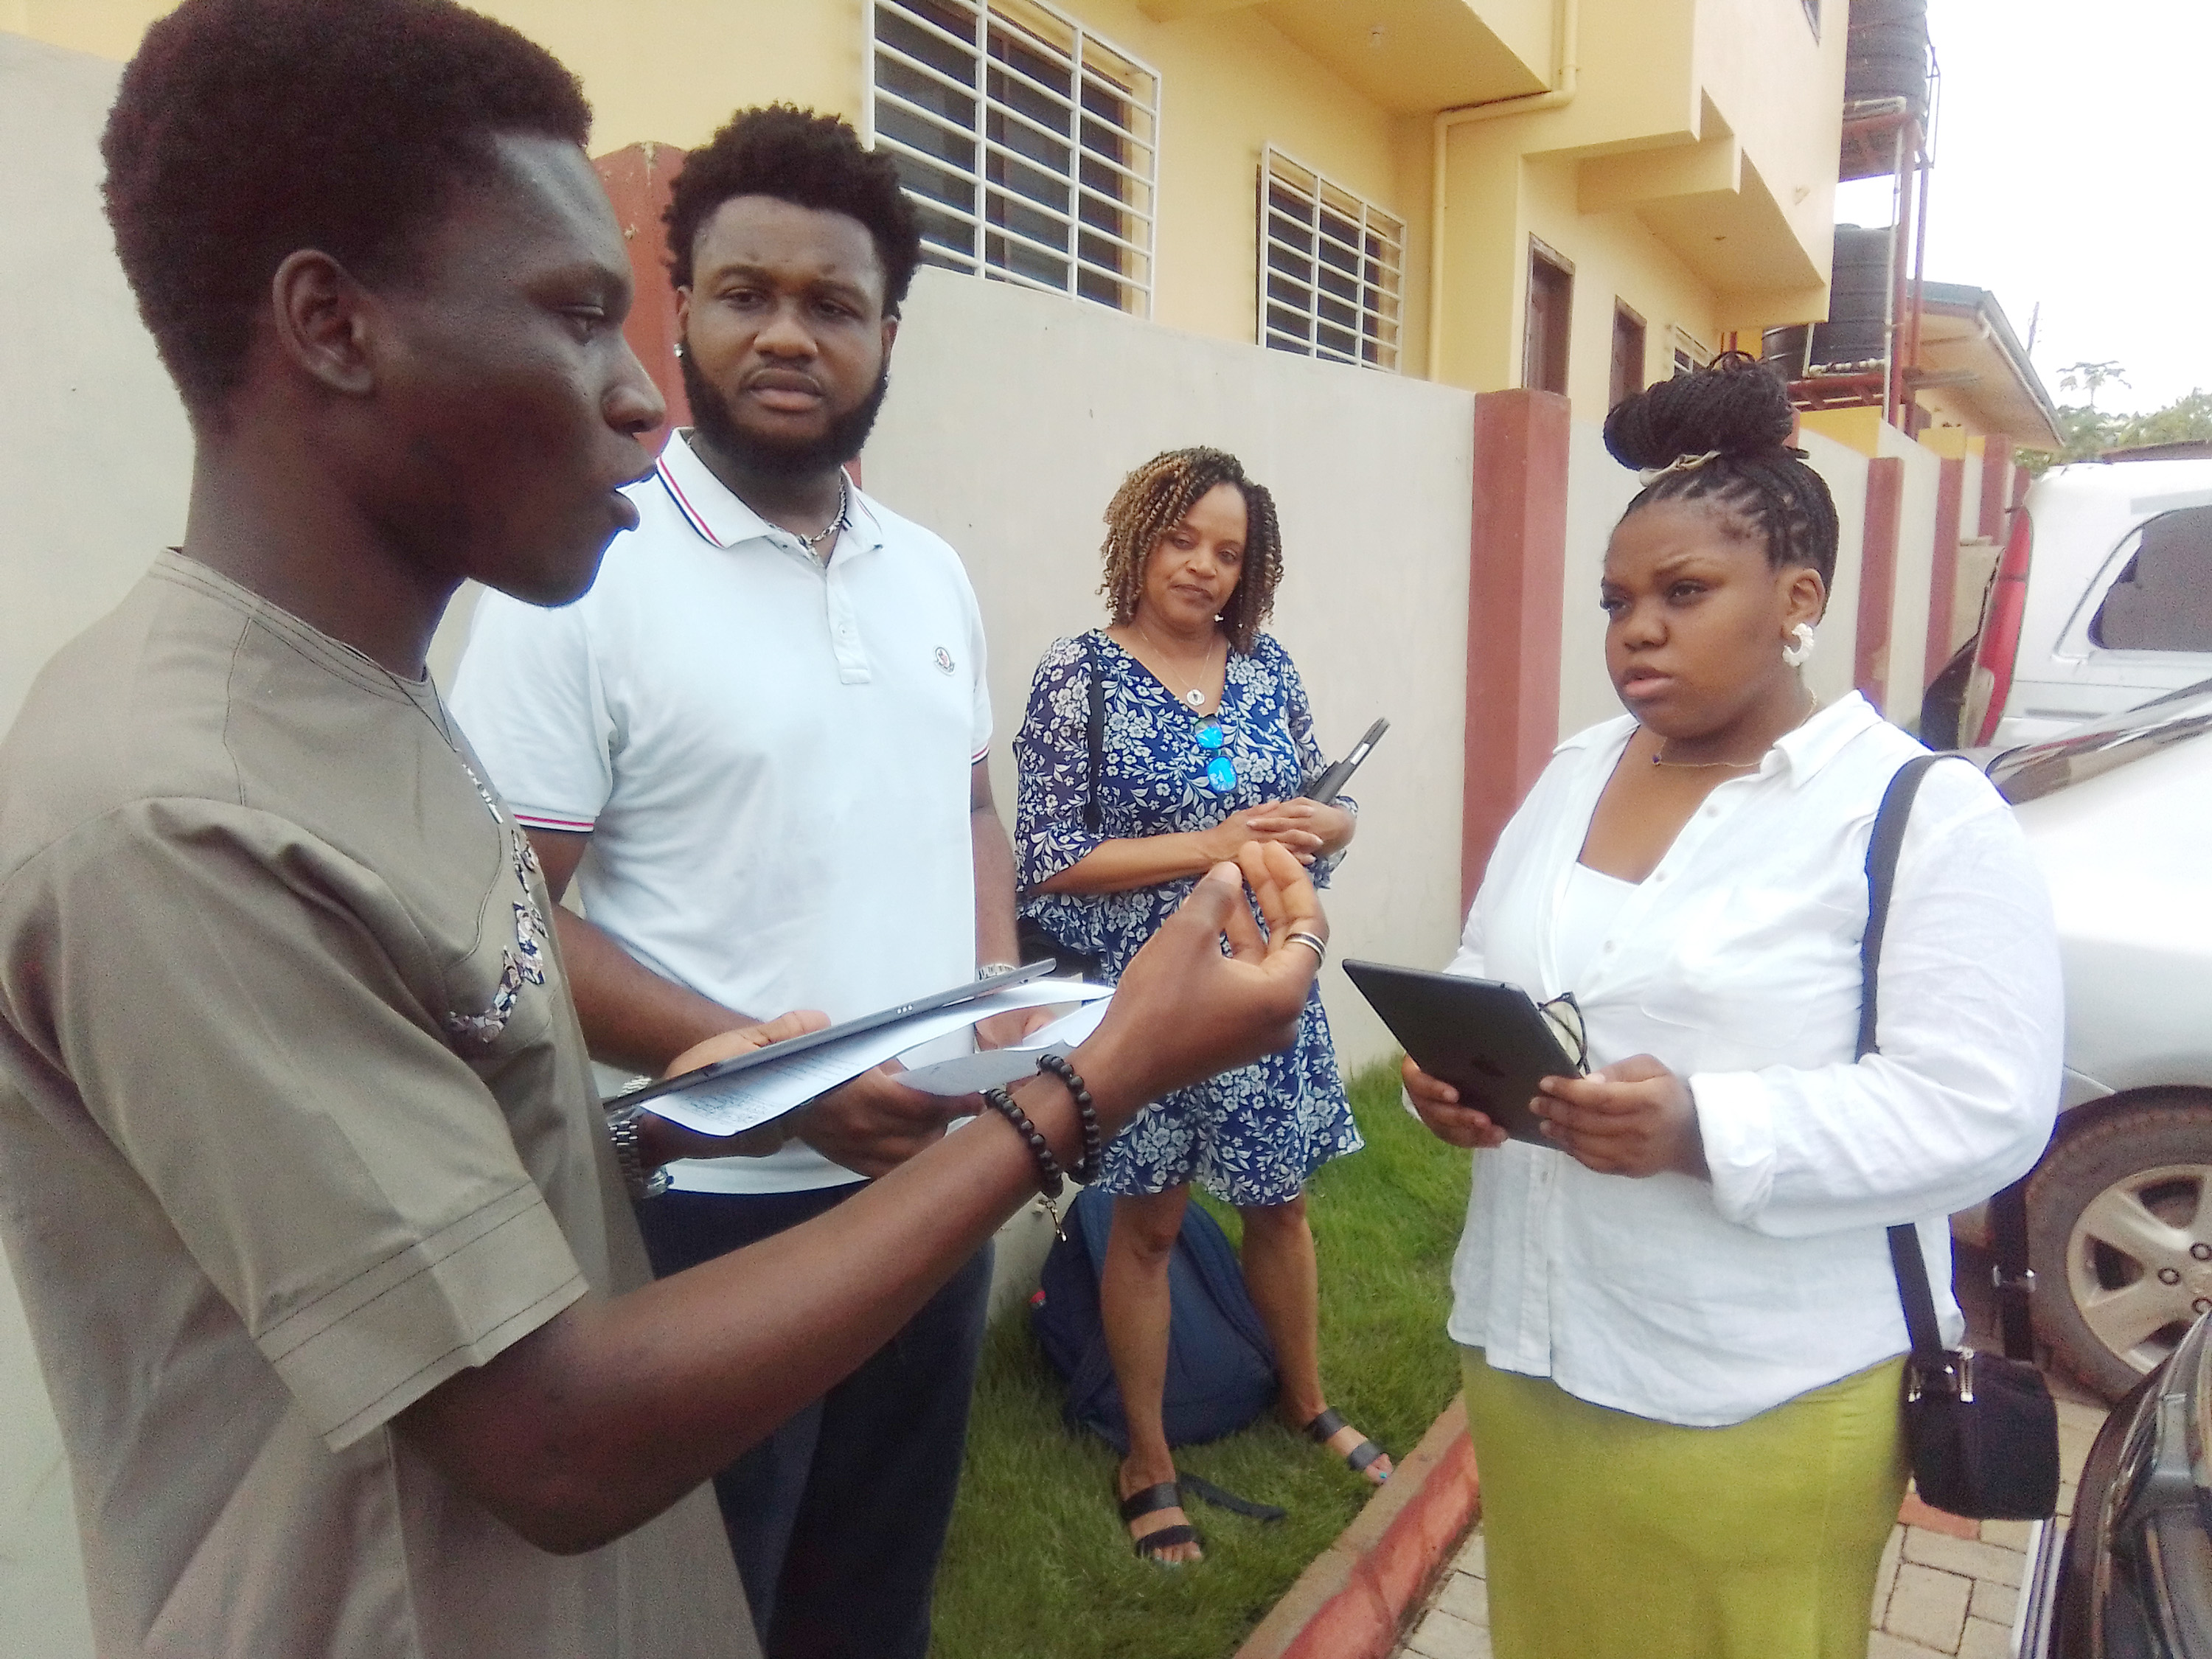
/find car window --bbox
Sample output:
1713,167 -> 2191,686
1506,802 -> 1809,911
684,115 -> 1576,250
1988,678 -> 2212,803
2088,507 -> 2212,651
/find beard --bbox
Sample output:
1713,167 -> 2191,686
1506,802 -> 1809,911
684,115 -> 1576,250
681,350 -> 892,480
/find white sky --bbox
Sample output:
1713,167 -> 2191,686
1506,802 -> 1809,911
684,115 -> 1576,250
1830,0 -> 2211,416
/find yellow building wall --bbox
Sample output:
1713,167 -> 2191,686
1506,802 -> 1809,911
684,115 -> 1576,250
1523,156 -> 1724,414
8,0 -> 1425,364
1690,0 -> 1845,302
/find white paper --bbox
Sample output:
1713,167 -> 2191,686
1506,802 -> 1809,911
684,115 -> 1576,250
897,997 -> 1113,1096
639,979 -> 1110,1137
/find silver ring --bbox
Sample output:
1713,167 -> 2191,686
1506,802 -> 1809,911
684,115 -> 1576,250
1283,931 -> 1326,966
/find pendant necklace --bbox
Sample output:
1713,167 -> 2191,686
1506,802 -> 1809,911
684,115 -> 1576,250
1134,616 -> 1220,710
793,470 -> 851,557
1649,688 -> 1823,771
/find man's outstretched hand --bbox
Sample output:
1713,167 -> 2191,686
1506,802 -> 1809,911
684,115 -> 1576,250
1072,842 -> 1324,1130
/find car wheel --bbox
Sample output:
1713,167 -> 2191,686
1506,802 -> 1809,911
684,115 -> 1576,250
2027,1096 -> 2212,1401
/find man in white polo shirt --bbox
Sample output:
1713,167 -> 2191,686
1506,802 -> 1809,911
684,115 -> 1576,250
450,107 -> 1026,1659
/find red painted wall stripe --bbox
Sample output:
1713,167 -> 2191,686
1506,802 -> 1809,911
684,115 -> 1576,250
1854,456 -> 1905,714
1462,390 -> 1571,911
593,142 -> 692,445
1924,456 -> 1966,687
1978,434 -> 2014,540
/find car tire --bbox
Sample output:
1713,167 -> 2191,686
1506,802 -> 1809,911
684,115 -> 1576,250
2028,1094 -> 2212,1401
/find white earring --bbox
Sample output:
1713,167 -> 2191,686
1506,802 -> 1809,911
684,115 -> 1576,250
1782,623 -> 1816,668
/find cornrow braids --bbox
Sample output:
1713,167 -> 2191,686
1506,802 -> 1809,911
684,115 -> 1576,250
1603,352 -> 1841,589
1099,448 -> 1284,653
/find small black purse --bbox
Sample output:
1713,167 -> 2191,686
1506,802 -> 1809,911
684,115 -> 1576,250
1863,755 -> 2059,1521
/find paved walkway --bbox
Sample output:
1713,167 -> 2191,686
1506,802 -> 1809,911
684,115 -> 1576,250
1393,1251 -> 2112,1659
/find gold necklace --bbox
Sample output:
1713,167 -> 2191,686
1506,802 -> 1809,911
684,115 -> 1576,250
1649,689 -> 1823,771
1134,616 -> 1221,710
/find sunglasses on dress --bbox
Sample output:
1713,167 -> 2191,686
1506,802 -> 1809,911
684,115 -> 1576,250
1195,716 -> 1237,793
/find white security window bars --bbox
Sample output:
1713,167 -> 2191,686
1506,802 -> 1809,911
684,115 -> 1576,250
867,0 -> 1158,316
1258,148 -> 1405,371
1672,326 -> 1714,377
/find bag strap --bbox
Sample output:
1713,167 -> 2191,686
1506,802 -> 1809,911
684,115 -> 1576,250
1865,756 -> 2037,1366
1083,631 -> 1105,836
1865,758 -> 1948,1370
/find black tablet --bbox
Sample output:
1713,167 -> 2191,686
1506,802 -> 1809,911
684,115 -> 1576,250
1340,959 -> 1579,1147
614,959 -> 1060,1115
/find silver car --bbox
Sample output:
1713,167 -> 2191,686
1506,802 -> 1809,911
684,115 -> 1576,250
1967,679 -> 2212,1399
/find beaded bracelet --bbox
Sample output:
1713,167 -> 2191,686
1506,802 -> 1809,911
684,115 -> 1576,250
984,1085 -> 1067,1235
1033,1053 -> 1102,1185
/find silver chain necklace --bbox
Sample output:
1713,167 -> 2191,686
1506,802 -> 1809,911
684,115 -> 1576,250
793,470 -> 851,556
1134,616 -> 1221,709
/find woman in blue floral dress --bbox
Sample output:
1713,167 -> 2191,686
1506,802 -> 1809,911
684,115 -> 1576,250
1014,448 -> 1386,1565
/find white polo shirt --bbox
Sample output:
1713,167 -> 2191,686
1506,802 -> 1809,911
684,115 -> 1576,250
451,431 -> 992,1194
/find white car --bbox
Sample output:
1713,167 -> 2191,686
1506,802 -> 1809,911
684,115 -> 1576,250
1933,449 -> 2212,751
1970,679 -> 2212,1398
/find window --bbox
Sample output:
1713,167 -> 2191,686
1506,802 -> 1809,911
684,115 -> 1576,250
2088,508 -> 2212,653
1671,326 -> 1711,377
1257,148 -> 1405,371
867,0 -> 1158,314
1609,303 -> 1646,411
1523,241 -> 1573,395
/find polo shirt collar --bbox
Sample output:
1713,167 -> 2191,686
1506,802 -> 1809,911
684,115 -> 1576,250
653,429 -> 885,557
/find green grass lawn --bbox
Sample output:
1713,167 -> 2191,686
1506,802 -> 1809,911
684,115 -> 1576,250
927,1058 -> 1472,1659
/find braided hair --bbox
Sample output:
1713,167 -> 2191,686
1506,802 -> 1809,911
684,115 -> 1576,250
1099,448 -> 1284,654
1603,352 -> 1840,591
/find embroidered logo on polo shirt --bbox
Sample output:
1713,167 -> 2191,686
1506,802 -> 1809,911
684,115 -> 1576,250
933,647 -> 956,674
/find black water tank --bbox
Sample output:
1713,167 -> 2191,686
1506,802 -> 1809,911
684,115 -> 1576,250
1845,0 -> 1930,124
1809,225 -> 1891,366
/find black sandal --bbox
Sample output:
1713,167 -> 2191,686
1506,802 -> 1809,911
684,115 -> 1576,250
1119,1480 -> 1202,1562
1305,1408 -> 1390,1481
1116,1472 -> 1287,1562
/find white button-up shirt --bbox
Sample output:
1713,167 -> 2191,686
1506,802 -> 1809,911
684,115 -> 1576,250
452,432 -> 993,1195
1444,693 -> 2062,1425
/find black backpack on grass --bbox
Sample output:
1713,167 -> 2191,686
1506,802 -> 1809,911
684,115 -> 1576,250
1030,1186 -> 1279,1453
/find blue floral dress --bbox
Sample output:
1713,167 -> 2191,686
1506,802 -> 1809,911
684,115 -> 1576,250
1014,630 -> 1363,1206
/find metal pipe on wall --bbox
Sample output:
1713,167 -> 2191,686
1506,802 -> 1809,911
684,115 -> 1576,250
1425,0 -> 1582,383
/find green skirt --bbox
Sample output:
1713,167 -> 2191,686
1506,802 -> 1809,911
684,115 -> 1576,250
1461,1346 -> 1908,1659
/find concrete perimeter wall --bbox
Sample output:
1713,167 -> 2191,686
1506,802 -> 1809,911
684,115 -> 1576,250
866,267 -> 1480,1069
0,35 -> 133,1659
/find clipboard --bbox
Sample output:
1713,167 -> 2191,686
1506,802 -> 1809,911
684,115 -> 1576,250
1340,959 -> 1579,1147
616,959 -> 1059,1116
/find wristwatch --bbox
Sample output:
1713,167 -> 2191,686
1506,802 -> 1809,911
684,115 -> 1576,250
605,1099 -> 672,1201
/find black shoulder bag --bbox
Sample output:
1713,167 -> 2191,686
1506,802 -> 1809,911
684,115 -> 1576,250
1865,754 -> 2059,1520
1015,634 -> 1107,981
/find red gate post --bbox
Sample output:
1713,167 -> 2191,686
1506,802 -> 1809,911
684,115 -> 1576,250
1854,456 -> 1905,714
1461,389 -> 1571,911
592,142 -> 691,443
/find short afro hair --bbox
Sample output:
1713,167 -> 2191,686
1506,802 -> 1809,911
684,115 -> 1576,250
665,105 -> 921,313
102,0 -> 591,419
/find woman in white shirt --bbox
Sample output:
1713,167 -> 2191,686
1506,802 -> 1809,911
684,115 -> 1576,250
1404,355 -> 2062,1659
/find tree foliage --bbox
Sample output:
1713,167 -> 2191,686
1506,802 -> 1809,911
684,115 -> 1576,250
2020,378 -> 2212,473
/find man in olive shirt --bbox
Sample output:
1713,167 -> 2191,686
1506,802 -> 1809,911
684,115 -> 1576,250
0,3 -> 1325,1656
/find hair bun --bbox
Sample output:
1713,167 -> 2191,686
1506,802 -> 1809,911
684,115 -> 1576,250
1602,351 -> 1794,473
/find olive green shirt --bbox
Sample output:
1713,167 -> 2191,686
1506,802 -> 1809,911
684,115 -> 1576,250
0,554 -> 755,1658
